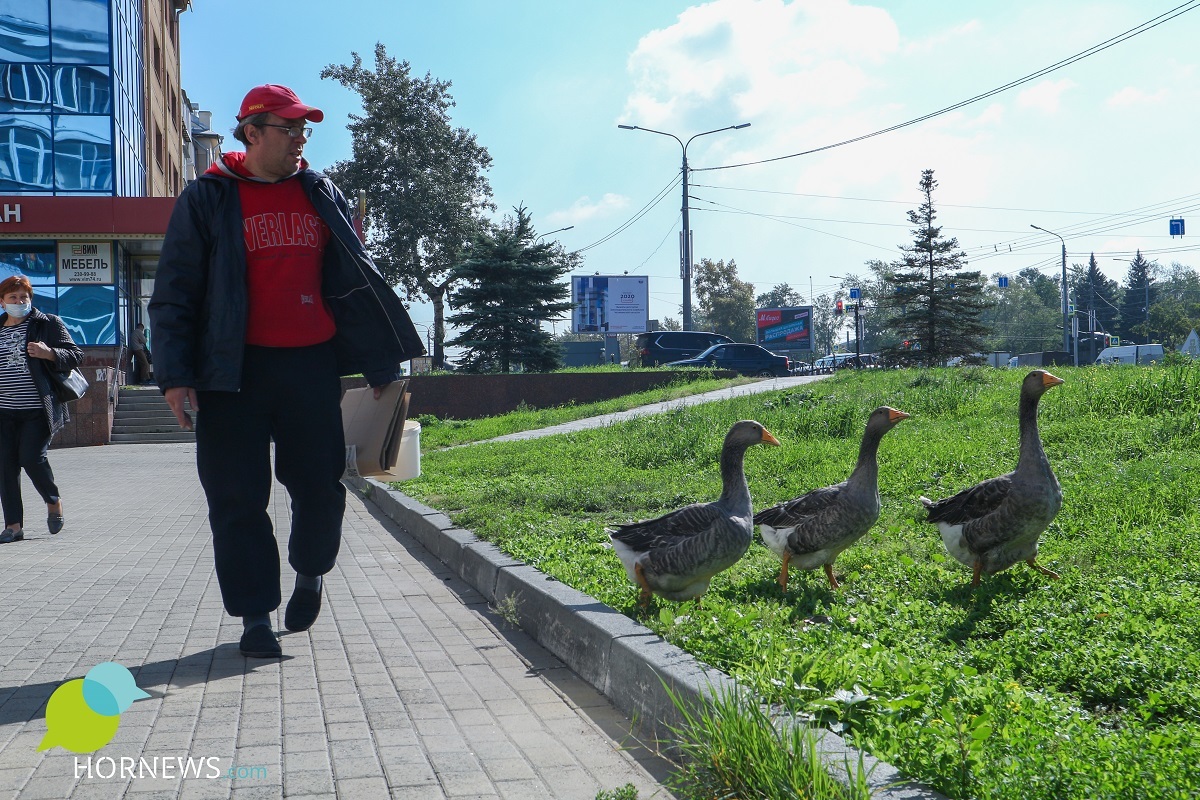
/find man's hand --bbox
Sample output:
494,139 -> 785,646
165,387 -> 198,431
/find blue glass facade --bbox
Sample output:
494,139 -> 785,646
0,0 -> 138,195
0,0 -> 146,345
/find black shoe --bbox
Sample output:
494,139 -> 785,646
284,584 -> 322,632
239,624 -> 281,658
48,514 -> 63,535
0,528 -> 22,543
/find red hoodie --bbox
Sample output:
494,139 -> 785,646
207,153 -> 336,347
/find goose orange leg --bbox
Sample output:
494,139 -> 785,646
823,563 -> 840,589
971,561 -> 982,587
634,563 -> 653,609
778,554 -> 791,592
1026,558 -> 1060,580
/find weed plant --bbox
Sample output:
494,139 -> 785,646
415,373 -> 755,451
397,365 -> 1200,799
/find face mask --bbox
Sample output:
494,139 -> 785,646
4,302 -> 30,318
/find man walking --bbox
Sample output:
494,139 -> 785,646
150,84 -> 424,658
129,322 -> 150,384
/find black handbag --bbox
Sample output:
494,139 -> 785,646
47,367 -> 89,402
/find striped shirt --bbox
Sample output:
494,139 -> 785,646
0,320 -> 43,410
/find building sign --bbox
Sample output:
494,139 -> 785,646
572,275 -> 648,333
756,306 -> 812,351
57,242 -> 113,285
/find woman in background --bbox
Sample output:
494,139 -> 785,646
0,275 -> 83,543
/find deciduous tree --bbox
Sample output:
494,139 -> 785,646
693,258 -> 756,341
321,43 -> 494,367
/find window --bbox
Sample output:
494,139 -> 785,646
153,120 -> 163,167
0,64 -> 52,110
0,116 -> 53,190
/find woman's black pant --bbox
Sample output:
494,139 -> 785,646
0,407 -> 59,528
196,343 -> 346,618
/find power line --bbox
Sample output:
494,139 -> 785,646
690,183 -> 1121,215
694,1 -> 1200,173
571,174 -> 682,254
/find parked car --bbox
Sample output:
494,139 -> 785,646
635,330 -> 734,367
667,343 -> 791,377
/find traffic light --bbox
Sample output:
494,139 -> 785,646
1104,335 -> 1111,347
835,300 -> 844,315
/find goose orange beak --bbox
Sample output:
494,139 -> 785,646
1042,372 -> 1064,387
888,408 -> 910,423
761,428 -> 781,446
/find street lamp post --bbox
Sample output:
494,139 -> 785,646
618,122 -> 751,330
1031,224 -> 1070,355
534,225 -> 574,242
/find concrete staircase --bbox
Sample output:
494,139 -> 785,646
111,387 -> 195,444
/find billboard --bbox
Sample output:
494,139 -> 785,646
756,306 -> 812,351
572,275 -> 648,333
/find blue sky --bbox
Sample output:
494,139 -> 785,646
180,1 -> 1200,333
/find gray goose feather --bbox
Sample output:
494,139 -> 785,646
754,406 -> 909,590
609,420 -> 780,605
920,370 -> 1064,586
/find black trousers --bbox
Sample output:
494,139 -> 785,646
0,407 -> 59,528
196,343 -> 346,617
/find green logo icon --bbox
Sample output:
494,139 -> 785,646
39,662 -> 150,753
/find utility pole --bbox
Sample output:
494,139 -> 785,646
618,122 -> 751,330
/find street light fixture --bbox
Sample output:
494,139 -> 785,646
618,122 -> 751,330
534,225 -> 574,242
1030,224 -> 1070,355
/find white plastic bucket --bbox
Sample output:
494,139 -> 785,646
391,420 -> 421,480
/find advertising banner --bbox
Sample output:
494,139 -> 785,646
57,242 -> 113,285
572,275 -> 648,333
756,306 -> 812,350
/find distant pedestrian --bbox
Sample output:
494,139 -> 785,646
149,84 -> 425,658
129,322 -> 151,384
0,275 -> 83,543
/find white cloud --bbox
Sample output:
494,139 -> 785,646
903,19 -> 982,55
546,193 -> 630,226
1016,79 -> 1076,113
1105,86 -> 1170,108
622,0 -> 900,128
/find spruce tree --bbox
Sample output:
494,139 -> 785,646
1118,251 -> 1157,344
448,206 -> 576,373
1070,253 -> 1121,359
879,170 -> 991,366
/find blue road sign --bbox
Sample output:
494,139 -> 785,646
849,287 -> 861,300
998,276 -> 1009,288
1170,218 -> 1185,237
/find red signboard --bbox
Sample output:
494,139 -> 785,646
0,196 -> 176,237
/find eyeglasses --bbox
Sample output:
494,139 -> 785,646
258,123 -> 312,139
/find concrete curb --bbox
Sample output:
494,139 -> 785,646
350,475 -> 948,800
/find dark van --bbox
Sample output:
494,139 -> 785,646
636,331 -> 734,367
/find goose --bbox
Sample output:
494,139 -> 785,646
609,420 -> 780,607
920,369 -> 1064,587
755,406 -> 910,591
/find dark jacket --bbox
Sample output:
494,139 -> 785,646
0,308 -> 86,437
148,164 -> 425,391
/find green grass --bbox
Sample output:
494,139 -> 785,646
414,371 -> 757,450
395,364 -> 1200,799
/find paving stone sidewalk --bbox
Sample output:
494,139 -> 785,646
0,443 -> 674,799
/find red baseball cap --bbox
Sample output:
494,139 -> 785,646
237,84 -> 324,122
